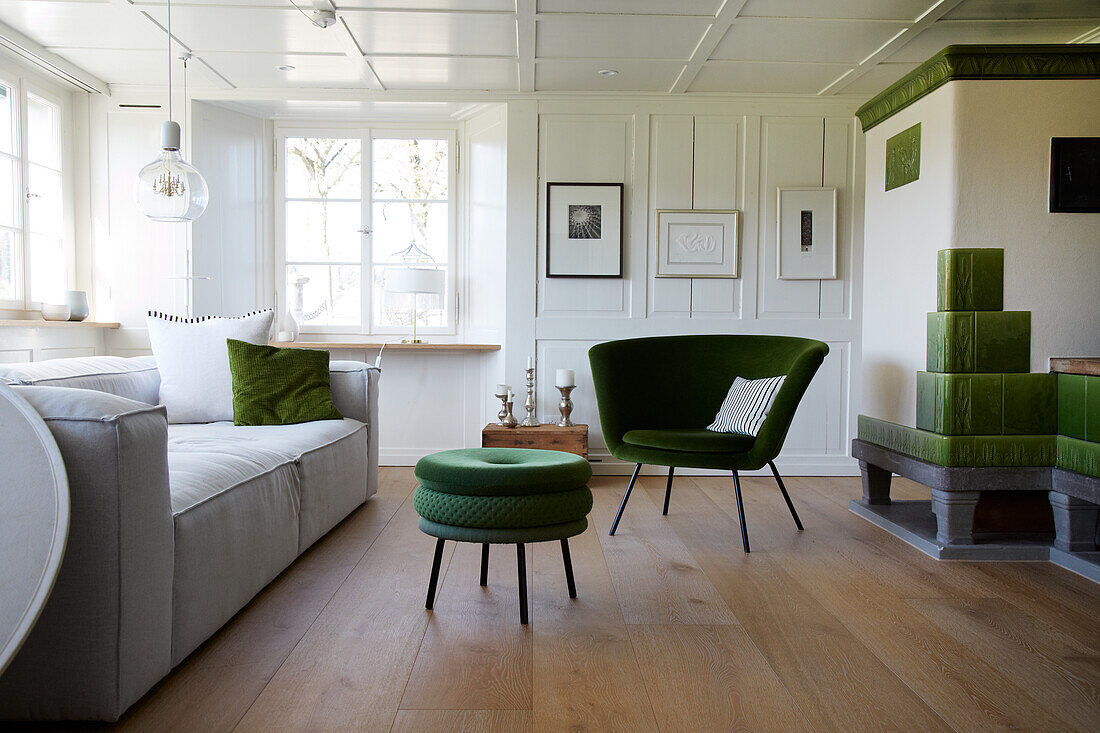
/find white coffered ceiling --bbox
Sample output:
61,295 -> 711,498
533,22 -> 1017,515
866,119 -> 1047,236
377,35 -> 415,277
0,0 -> 1096,99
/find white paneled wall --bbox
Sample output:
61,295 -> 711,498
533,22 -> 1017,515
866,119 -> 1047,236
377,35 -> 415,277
529,101 -> 863,475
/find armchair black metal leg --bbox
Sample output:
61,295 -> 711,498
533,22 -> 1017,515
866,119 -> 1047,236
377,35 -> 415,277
517,543 -> 529,624
768,460 -> 803,531
609,463 -> 643,536
662,466 -> 675,516
480,543 -> 489,586
732,471 -> 750,554
426,538 -> 445,609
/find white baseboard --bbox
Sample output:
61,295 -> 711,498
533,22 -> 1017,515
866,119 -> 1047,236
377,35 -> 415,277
381,449 -> 858,476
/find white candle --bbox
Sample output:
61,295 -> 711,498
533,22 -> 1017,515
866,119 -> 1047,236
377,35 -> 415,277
496,383 -> 508,396
556,369 -> 575,387
527,356 -> 534,369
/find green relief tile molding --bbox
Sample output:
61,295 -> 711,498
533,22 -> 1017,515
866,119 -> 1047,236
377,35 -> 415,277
926,311 -> 1030,374
937,248 -> 1004,311
1057,436 -> 1100,478
1057,374 -> 1087,440
916,372 -> 1002,435
885,123 -> 920,191
856,45 -> 1100,132
858,416 -> 1055,468
914,372 -> 1057,436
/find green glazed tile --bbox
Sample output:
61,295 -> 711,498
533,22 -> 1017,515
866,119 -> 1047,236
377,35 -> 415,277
858,416 -> 1055,467
1087,375 -> 1100,442
926,311 -> 1030,373
1056,435 -> 1100,478
886,123 -> 921,191
936,248 -> 1004,311
1057,373 -> 1087,440
915,372 -> 1002,435
1002,373 -> 1058,435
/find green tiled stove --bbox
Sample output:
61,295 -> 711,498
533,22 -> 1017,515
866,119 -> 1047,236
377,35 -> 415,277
852,248 -> 1099,577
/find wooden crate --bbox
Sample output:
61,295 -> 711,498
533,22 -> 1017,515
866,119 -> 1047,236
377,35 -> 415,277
481,423 -> 589,459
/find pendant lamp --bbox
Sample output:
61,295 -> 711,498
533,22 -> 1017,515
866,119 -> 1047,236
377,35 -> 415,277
134,0 -> 208,222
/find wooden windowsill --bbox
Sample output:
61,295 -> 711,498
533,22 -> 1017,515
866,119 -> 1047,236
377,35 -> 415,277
270,341 -> 500,351
0,319 -> 121,329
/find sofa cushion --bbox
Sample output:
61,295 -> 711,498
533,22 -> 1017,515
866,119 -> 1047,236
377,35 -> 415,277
226,339 -> 343,426
623,428 -> 756,454
146,309 -> 274,424
0,356 -> 160,405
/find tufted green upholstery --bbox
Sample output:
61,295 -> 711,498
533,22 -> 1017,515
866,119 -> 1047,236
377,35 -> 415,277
414,484 -> 593,529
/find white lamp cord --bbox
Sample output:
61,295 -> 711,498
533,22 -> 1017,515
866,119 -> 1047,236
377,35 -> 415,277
166,0 -> 173,124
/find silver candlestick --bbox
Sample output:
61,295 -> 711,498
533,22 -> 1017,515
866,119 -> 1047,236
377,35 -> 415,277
496,389 -> 518,428
522,367 -> 539,427
556,385 -> 575,427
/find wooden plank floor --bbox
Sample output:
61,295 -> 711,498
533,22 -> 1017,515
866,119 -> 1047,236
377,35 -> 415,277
100,468 -> 1099,733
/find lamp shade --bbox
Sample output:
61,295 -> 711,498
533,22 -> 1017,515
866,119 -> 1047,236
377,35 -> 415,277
385,267 -> 445,295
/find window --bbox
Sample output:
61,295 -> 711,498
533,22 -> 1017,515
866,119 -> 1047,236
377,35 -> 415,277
277,127 -> 456,335
0,75 -> 67,310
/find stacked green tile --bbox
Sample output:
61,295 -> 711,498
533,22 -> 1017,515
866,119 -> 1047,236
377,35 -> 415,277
859,247 -> 1070,469
1056,373 -> 1100,477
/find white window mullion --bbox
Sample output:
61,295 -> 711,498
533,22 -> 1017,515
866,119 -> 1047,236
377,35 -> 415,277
361,129 -> 372,335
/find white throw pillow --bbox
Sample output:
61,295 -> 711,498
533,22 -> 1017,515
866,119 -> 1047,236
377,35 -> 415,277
707,375 -> 786,436
146,309 -> 274,423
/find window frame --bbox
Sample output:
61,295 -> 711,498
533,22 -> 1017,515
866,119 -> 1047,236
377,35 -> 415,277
0,60 -> 74,312
274,122 -> 459,337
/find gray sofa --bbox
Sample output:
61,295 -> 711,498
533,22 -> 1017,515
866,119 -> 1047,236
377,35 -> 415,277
0,355 -> 380,721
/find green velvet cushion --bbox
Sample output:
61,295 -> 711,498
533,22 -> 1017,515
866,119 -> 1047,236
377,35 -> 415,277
413,484 -> 593,529
226,339 -> 342,426
414,448 -> 592,496
418,517 -> 588,544
589,335 -> 828,470
623,428 -> 755,454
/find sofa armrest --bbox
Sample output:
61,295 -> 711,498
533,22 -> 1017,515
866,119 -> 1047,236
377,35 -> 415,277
329,361 -> 380,499
0,386 -> 173,722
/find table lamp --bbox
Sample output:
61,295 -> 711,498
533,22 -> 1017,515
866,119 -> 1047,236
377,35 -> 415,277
385,268 -> 445,343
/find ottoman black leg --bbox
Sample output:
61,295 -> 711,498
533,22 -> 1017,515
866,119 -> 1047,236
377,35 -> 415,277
426,538 -> 445,610
480,543 -> 489,586
560,539 -> 577,599
517,544 -> 529,624
610,463 -> 643,536
662,466 -> 676,516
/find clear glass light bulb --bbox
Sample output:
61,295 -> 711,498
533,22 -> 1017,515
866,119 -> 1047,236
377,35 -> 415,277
134,121 -> 209,222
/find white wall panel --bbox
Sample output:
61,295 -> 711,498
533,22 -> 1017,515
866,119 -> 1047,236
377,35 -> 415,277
538,114 -> 633,316
647,115 -> 693,316
758,116 -> 824,318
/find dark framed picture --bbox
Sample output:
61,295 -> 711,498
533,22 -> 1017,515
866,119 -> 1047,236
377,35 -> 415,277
546,182 -> 624,278
1050,137 -> 1100,213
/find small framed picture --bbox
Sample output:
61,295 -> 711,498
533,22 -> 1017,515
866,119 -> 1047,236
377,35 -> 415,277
777,187 -> 837,280
655,209 -> 740,278
1050,137 -> 1100,213
546,182 -> 624,278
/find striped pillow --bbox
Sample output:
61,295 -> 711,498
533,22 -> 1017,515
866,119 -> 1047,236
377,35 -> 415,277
707,375 -> 786,436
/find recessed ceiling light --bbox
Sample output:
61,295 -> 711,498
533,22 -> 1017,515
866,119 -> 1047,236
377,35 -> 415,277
278,65 -> 296,72
597,69 -> 619,76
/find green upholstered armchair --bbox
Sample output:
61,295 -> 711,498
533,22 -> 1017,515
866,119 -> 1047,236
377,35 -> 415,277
588,335 -> 829,552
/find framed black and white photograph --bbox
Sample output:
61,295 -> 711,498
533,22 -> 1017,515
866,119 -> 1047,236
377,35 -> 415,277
1050,137 -> 1100,213
777,187 -> 837,280
546,182 -> 624,278
655,209 -> 740,278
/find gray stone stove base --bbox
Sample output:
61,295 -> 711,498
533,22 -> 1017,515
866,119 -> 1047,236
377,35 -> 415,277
849,499 -> 1100,582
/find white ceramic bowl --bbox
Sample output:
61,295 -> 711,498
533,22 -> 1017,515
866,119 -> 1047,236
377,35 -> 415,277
41,304 -> 71,321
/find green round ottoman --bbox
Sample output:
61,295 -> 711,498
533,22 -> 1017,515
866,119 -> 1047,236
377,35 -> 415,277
413,447 -> 593,624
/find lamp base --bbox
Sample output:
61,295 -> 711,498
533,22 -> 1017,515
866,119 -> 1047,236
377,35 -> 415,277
401,337 -> 426,344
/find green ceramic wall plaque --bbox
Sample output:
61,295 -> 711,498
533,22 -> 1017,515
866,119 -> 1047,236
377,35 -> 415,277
886,123 -> 921,191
